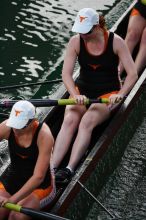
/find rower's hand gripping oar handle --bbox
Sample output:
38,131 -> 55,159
58,98 -> 109,105
4,203 -> 21,212
4,202 -> 70,220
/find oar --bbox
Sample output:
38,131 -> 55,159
0,79 -> 62,90
0,98 -> 109,108
3,202 -> 70,220
77,180 -> 115,219
0,112 -> 9,118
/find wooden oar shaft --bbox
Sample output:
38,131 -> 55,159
4,203 -> 70,220
0,98 -> 109,108
0,113 -> 9,118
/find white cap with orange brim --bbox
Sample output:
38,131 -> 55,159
72,8 -> 99,34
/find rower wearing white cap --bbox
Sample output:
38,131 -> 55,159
0,100 -> 56,220
52,8 -> 138,185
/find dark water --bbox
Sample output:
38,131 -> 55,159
86,113 -> 146,220
0,0 -> 131,101
1,0 -> 146,219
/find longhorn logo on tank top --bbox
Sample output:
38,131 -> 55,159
16,153 -> 28,159
88,64 -> 101,70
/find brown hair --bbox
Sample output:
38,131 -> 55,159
99,15 -> 107,30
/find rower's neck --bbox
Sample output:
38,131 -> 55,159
86,28 -> 107,43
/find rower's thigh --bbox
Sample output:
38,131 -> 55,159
18,193 -> 40,210
80,104 -> 110,130
140,26 -> 146,43
9,211 -> 31,220
0,189 -> 11,220
9,194 -> 40,220
127,15 -> 146,39
0,188 -> 11,198
63,105 -> 86,126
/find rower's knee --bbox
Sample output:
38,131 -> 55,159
63,112 -> 81,130
126,27 -> 141,44
79,114 -> 95,132
79,105 -> 110,132
9,211 -> 29,220
0,209 -> 9,220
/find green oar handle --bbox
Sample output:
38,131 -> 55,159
58,99 -> 77,105
4,202 -> 21,212
58,98 -> 109,105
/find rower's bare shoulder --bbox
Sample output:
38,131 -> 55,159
38,123 -> 54,149
68,34 -> 80,53
113,33 -> 127,53
0,120 -> 11,140
69,34 -> 80,44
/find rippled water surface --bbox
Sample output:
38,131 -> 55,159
0,0 -> 131,100
86,113 -> 146,220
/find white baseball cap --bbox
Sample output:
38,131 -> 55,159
72,8 -> 99,34
6,100 -> 36,129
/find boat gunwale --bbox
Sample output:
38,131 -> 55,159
110,0 -> 137,33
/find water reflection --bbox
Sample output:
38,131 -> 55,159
0,0 -> 122,100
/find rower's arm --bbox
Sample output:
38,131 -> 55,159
113,34 -> 138,96
62,35 -> 80,97
0,120 -> 11,141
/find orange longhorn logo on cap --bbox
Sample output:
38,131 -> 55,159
15,109 -> 23,117
79,16 -> 88,22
